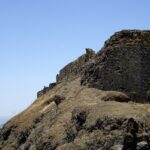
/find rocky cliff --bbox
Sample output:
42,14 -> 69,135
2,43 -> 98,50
0,30 -> 150,150
82,30 -> 150,102
38,30 -> 150,102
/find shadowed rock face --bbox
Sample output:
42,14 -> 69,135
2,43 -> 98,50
37,30 -> 150,101
81,30 -> 150,102
56,48 -> 96,83
37,48 -> 96,98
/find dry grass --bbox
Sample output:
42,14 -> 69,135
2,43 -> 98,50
4,78 -> 150,134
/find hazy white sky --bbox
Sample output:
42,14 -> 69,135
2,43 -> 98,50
0,0 -> 150,118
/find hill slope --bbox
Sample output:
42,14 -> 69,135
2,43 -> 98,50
0,30 -> 150,150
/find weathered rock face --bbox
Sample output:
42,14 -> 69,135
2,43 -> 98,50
37,48 -> 95,98
38,30 -> 150,102
37,83 -> 56,98
1,30 -> 150,150
56,48 -> 95,83
81,30 -> 150,102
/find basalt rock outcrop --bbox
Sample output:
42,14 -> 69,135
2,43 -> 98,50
56,48 -> 96,83
37,48 -> 95,98
1,30 -> 150,150
38,30 -> 150,103
81,30 -> 150,102
37,83 -> 57,98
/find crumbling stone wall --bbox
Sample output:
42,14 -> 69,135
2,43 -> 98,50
37,83 -> 56,98
56,48 -> 95,83
37,49 -> 95,98
37,30 -> 150,102
82,30 -> 150,102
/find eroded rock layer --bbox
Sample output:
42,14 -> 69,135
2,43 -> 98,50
1,30 -> 150,150
81,30 -> 150,102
